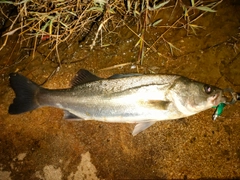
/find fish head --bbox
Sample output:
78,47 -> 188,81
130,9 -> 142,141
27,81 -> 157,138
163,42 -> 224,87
171,77 -> 226,115
187,83 -> 226,113
203,84 -> 226,106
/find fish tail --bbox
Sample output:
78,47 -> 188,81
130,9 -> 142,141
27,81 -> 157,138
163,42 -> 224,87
8,73 -> 40,114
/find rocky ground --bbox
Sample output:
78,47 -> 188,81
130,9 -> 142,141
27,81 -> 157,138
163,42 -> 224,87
0,1 -> 240,179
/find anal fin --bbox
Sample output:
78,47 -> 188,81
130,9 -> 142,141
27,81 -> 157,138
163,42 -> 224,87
63,110 -> 83,120
132,121 -> 156,136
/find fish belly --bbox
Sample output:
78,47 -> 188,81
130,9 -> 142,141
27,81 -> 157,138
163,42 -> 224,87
58,92 -> 183,123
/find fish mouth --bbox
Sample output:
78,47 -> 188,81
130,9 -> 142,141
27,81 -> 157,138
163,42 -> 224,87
211,91 -> 226,106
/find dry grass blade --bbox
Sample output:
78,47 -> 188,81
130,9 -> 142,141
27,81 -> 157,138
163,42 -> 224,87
125,23 -> 155,52
0,0 -> 113,63
189,24 -> 205,35
90,16 -> 113,49
0,0 -> 222,66
166,41 -> 181,56
145,0 -> 222,56
98,62 -> 133,71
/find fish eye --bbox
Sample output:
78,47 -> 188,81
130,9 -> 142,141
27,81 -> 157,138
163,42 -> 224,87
204,85 -> 213,94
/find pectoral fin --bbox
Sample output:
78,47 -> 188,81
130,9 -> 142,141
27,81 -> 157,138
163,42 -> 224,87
143,100 -> 170,110
132,121 -> 156,136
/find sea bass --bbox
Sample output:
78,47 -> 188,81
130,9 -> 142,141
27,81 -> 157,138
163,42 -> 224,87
8,69 -> 226,135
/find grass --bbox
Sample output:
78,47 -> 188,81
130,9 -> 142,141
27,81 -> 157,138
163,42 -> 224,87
0,0 -> 222,66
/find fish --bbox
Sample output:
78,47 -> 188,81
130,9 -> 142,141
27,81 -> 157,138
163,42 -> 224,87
8,69 -> 226,136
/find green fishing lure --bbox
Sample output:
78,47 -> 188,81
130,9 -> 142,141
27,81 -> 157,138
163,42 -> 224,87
212,103 -> 226,120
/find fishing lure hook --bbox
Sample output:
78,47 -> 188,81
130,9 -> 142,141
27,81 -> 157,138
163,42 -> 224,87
223,88 -> 238,104
212,88 -> 240,120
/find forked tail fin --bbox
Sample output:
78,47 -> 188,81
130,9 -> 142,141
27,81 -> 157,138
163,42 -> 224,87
8,73 -> 40,114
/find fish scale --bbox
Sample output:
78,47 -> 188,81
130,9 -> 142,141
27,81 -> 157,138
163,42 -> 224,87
8,69 -> 226,136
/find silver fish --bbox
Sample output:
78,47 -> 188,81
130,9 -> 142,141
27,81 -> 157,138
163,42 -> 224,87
8,69 -> 226,135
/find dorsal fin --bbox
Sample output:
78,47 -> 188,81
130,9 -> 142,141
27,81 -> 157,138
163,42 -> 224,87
71,69 -> 102,86
108,73 -> 142,79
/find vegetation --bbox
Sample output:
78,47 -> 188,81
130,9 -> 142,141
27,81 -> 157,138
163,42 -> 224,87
0,0 -> 222,65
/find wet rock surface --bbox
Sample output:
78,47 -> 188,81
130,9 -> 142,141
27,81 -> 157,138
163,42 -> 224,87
0,1 -> 240,179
